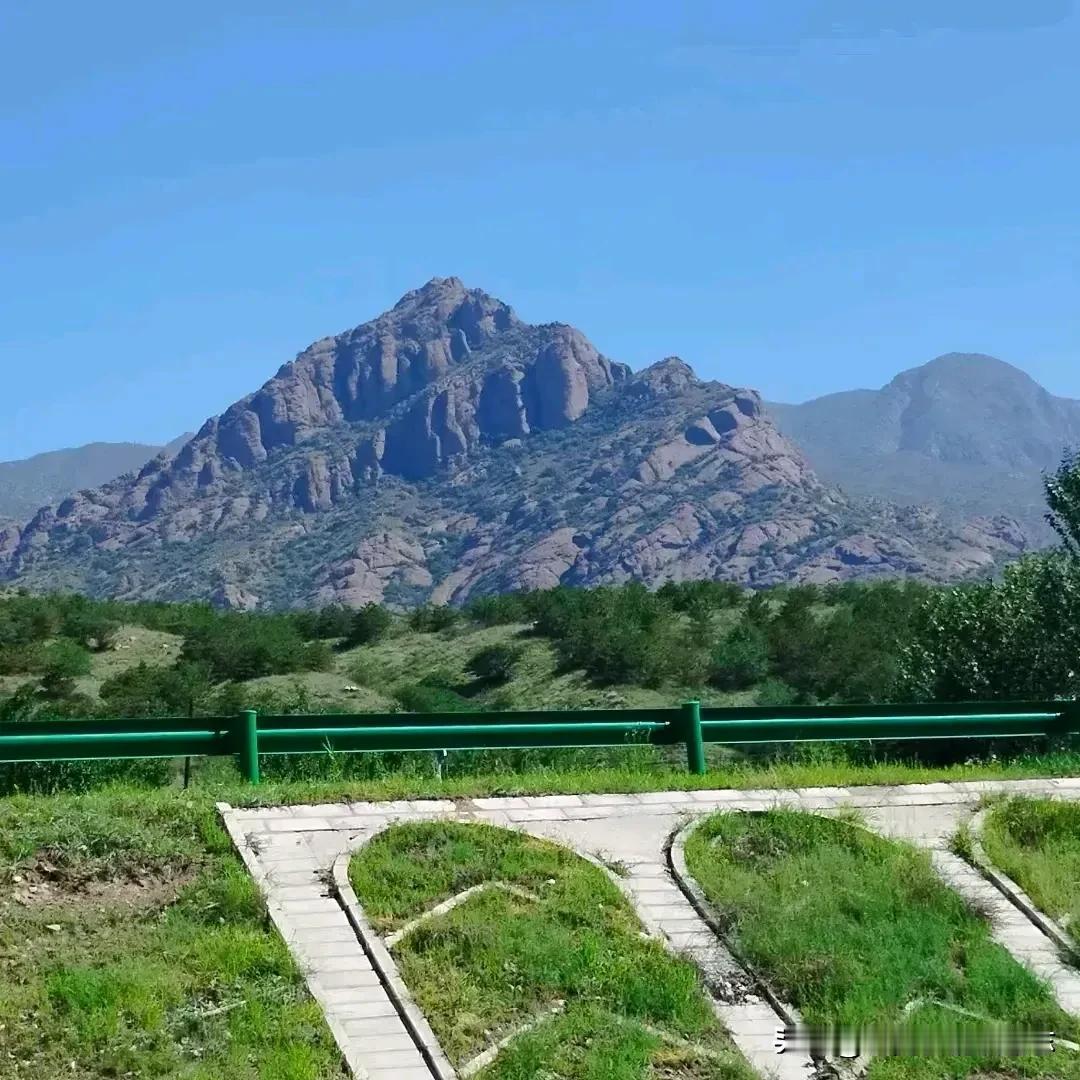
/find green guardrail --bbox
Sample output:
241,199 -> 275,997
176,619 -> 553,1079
1,700 -> 1077,784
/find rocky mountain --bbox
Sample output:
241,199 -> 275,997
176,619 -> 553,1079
0,437 -> 191,524
768,354 -> 1080,542
0,282 -> 1027,608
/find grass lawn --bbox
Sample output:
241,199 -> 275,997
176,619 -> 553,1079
982,797 -> 1080,946
0,789 -> 342,1080
684,809 -> 1079,1080
349,820 -> 754,1079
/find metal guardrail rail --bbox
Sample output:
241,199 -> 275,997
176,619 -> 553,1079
1,700 -> 1076,784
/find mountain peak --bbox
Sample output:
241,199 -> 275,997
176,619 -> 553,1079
0,287 -> 1033,607
635,356 -> 700,394
891,352 -> 1040,393
392,275 -> 466,307
770,350 -> 1080,542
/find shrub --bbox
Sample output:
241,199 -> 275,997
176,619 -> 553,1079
755,678 -> 800,707
301,640 -> 336,672
407,605 -> 460,633
897,553 -> 1080,701
657,579 -> 744,617
34,639 -> 92,679
180,614 -> 318,681
291,605 -> 356,641
709,621 -> 770,690
465,644 -> 522,685
98,661 -> 214,717
347,604 -> 393,646
1045,448 -> 1080,556
547,583 -> 693,687
60,609 -> 119,652
0,644 -> 37,675
394,682 -> 473,713
466,593 -> 532,626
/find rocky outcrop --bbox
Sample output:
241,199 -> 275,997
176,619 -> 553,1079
0,281 -> 1029,607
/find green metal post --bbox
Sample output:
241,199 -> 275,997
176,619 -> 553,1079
239,710 -> 260,784
682,700 -> 706,776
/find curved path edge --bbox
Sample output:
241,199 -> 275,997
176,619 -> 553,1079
967,806 -> 1079,960
331,846 -> 458,1079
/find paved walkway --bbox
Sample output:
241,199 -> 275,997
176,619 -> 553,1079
220,776 -> 1080,1079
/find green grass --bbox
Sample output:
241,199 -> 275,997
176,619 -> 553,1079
982,797 -> 1080,945
348,820 -> 754,1079
0,789 -> 341,1079
224,745 -> 1080,807
343,620 -> 753,712
684,809 -> 1078,1079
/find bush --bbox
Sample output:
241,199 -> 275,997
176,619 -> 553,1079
34,639 -> 92,679
347,604 -> 393,646
98,662 -> 214,717
292,605 -> 356,641
755,678 -> 800,707
0,644 -> 36,675
545,583 -> 695,687
465,644 -> 522,685
1045,448 -> 1080,556
300,640 -> 335,672
657,580 -> 744,617
407,605 -> 460,633
466,593 -> 532,627
709,621 -> 770,690
897,553 -> 1080,701
60,609 -> 119,652
394,681 -> 473,713
180,614 -> 320,681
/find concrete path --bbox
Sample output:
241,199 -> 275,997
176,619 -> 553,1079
220,776 -> 1080,1079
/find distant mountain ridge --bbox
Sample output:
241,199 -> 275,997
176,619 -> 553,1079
767,353 -> 1080,542
0,283 -> 1026,608
0,437 -> 191,523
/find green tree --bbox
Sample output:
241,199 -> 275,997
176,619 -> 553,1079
466,644 -> 522,685
98,661 -> 214,717
1045,448 -> 1080,557
897,553 -> 1080,701
348,604 -> 393,646
708,621 -> 770,691
180,614 -> 316,681
407,605 -> 460,633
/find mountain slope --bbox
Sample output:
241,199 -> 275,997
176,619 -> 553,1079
768,354 -> 1080,540
0,284 -> 1025,607
0,437 -> 191,523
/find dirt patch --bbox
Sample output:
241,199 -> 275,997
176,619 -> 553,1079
5,855 -> 198,912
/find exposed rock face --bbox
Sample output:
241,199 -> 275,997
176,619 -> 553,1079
0,281 -> 1027,607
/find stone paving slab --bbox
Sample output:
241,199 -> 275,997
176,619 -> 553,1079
220,776 -> 1079,1079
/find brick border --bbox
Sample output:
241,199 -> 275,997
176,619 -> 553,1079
331,845 -> 456,1080
668,815 -> 797,1027
967,805 -> 1079,962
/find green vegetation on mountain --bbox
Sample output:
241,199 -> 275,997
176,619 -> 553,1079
0,283 -> 1028,609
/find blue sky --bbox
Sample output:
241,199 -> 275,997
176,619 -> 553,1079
1,1 -> 1077,461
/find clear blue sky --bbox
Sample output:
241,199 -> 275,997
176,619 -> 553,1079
1,1 -> 1077,461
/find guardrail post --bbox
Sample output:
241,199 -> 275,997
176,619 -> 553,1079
681,699 -> 706,776
238,709 -> 260,784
